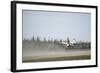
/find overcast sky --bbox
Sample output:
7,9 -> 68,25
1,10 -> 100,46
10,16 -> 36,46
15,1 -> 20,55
22,10 -> 91,42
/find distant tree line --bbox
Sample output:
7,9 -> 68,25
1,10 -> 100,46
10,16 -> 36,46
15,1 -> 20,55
23,36 -> 63,43
23,35 -> 91,49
